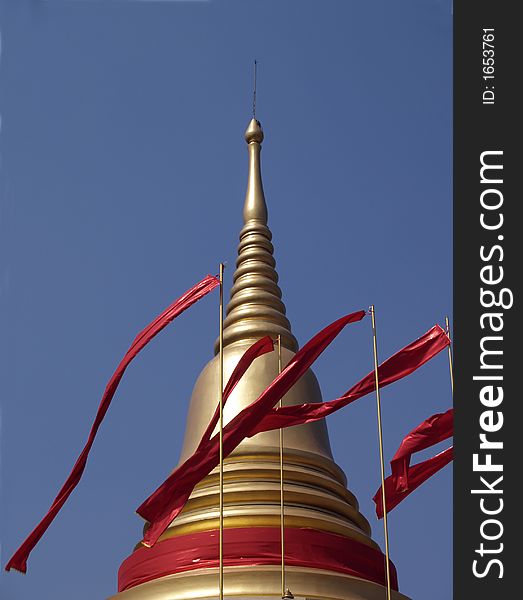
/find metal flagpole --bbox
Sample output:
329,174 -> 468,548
277,335 -> 293,600
369,305 -> 392,600
219,263 -> 225,600
445,316 -> 454,395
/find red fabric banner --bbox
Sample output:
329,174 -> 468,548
249,324 -> 450,435
196,336 -> 274,452
118,527 -> 399,592
5,274 -> 220,574
390,408 -> 453,492
137,310 -> 366,547
374,447 -> 453,518
373,408 -> 454,518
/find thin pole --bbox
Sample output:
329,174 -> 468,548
277,335 -> 293,600
369,305 -> 392,600
218,263 -> 225,600
252,60 -> 257,119
278,336 -> 285,597
445,316 -> 454,395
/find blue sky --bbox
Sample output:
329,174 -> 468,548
0,1 -> 452,599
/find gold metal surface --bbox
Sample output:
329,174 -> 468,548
370,306 -> 392,600
214,118 -> 298,354
186,486 -> 367,530
155,515 -> 378,550
159,486 -> 370,535
193,467 -> 359,511
216,450 -> 347,485
179,344 -> 336,464
109,565 -> 411,600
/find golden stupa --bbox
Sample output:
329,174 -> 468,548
110,118 -> 410,600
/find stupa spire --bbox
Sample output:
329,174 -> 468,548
215,118 -> 298,353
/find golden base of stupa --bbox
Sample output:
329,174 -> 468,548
110,564 -> 410,600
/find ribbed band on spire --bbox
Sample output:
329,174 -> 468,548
214,119 -> 298,354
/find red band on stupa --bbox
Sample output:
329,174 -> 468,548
118,527 -> 399,592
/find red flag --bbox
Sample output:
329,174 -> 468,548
374,447 -> 453,518
137,310 -> 366,547
5,274 -> 219,574
391,408 -> 453,492
196,336 -> 275,451
249,324 -> 450,435
373,409 -> 454,518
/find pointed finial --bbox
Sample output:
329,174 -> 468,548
243,118 -> 266,221
244,117 -> 264,145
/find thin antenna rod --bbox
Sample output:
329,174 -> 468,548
252,60 -> 257,119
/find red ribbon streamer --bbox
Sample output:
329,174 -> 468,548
118,527 -> 399,592
249,324 -> 450,435
373,409 -> 454,518
5,274 -> 219,573
391,408 -> 453,492
374,447 -> 453,518
137,310 -> 366,547
196,336 -> 274,452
